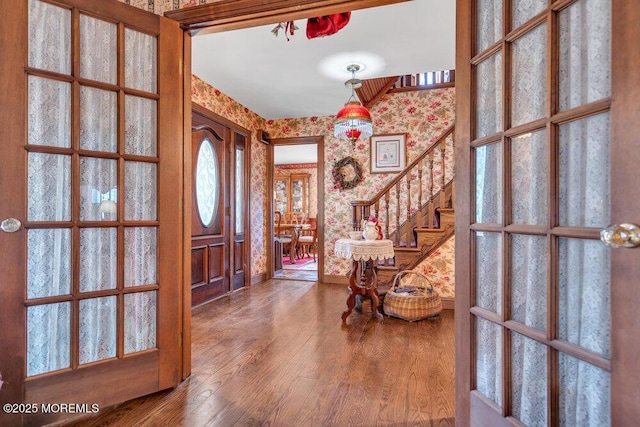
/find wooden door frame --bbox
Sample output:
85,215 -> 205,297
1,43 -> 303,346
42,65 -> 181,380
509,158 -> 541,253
269,136 -> 325,282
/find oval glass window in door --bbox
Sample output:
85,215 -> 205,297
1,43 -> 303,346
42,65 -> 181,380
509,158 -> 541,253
195,138 -> 219,227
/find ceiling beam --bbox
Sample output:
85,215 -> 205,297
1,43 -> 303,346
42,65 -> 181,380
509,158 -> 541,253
165,0 -> 411,35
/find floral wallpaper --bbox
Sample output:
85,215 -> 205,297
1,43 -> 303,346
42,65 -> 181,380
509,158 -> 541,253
412,236 -> 455,299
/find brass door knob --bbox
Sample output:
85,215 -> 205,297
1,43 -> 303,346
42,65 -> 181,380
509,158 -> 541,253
600,223 -> 640,248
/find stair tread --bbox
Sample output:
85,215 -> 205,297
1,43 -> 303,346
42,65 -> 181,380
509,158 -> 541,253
415,228 -> 446,233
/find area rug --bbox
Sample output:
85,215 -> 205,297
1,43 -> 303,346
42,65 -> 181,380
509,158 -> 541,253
282,256 -> 318,271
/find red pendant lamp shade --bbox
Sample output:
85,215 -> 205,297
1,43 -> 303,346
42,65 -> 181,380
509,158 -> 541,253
334,64 -> 373,145
334,100 -> 372,143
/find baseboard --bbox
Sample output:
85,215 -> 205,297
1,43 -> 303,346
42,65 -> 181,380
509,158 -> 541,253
322,274 -> 349,285
251,272 -> 268,285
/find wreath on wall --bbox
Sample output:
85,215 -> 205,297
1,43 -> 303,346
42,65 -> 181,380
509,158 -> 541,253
332,156 -> 363,191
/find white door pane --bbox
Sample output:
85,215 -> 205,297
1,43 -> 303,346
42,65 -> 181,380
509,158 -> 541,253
511,331 -> 547,427
27,153 -> 71,222
476,316 -> 502,407
475,232 -> 502,315
475,53 -> 503,139
79,228 -> 117,292
559,112 -> 610,228
80,86 -> 117,152
27,229 -> 71,298
124,291 -> 157,354
79,296 -> 117,364
27,302 -> 71,376
124,227 -> 157,287
558,238 -> 610,357
559,0 -> 611,111
511,130 -> 547,225
510,234 -> 547,331
28,76 -> 71,148
80,14 -> 117,84
124,28 -> 157,93
511,23 -> 547,127
28,0 -> 71,75
125,161 -> 157,221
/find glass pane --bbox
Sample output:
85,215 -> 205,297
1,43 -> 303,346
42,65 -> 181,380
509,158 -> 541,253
79,296 -> 117,364
559,353 -> 610,426
80,228 -> 117,292
511,234 -> 547,331
27,302 -> 70,376
475,232 -> 502,315
124,291 -> 157,354
124,227 -> 157,287
512,0 -> 546,28
28,76 -> 71,148
511,130 -> 547,225
511,23 -> 547,127
559,0 -> 611,111
124,28 -> 157,93
80,157 -> 118,221
125,95 -> 157,156
511,331 -> 547,427
476,52 -> 503,139
475,142 -> 502,224
27,229 -> 71,298
195,139 -> 219,227
80,86 -> 117,152
125,161 -> 157,221
559,112 -> 610,228
476,0 -> 502,53
559,238 -> 610,358
79,14 -> 117,84
28,0 -> 71,74
475,316 -> 502,407
275,179 -> 288,214
292,179 -> 303,212
235,147 -> 244,234
28,153 -> 71,221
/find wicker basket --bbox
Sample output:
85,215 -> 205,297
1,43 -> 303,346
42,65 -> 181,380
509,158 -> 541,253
383,270 -> 442,321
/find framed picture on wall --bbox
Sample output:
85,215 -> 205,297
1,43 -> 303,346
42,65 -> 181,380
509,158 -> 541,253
370,133 -> 407,173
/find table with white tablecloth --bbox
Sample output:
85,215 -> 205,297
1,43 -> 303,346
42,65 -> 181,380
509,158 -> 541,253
334,238 -> 394,322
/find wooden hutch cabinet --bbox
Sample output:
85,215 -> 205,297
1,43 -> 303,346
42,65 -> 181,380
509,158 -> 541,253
274,171 -> 310,214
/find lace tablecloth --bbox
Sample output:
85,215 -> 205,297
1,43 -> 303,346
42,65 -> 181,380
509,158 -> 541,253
334,238 -> 395,261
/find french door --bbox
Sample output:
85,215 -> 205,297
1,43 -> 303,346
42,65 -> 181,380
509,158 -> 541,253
0,1 -> 184,425
456,0 -> 640,425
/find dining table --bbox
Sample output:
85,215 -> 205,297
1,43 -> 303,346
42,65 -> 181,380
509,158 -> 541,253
277,223 -> 311,264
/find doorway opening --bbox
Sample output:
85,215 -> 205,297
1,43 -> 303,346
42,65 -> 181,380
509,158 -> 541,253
273,142 -> 319,281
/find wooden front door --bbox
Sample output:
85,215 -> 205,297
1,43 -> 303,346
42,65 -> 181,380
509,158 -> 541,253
0,1 -> 184,425
190,120 -> 230,306
455,0 -> 640,425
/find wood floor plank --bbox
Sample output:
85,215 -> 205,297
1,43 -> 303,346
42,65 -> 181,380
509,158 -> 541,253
59,279 -> 455,426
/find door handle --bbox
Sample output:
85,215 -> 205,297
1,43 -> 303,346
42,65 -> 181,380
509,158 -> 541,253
600,223 -> 640,248
1,218 -> 22,233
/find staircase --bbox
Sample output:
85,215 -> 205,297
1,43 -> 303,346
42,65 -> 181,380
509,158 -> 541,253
350,125 -> 455,292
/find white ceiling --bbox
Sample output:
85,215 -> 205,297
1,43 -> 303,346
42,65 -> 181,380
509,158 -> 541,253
191,0 -> 456,120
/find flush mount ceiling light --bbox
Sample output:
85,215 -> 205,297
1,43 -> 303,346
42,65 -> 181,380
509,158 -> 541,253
334,64 -> 373,147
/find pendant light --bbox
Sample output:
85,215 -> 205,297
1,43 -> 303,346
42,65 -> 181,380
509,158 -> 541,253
334,64 -> 373,147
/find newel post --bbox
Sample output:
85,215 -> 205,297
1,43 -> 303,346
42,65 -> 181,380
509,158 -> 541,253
350,201 -> 371,230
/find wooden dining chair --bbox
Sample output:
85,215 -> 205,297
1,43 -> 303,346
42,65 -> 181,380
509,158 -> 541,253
297,221 -> 317,261
274,211 -> 292,258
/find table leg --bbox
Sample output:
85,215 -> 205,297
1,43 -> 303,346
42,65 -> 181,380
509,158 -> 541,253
341,260 -> 358,321
341,259 -> 383,323
368,264 -> 383,322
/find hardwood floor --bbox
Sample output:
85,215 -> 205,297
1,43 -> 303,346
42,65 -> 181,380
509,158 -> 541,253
60,280 -> 455,426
